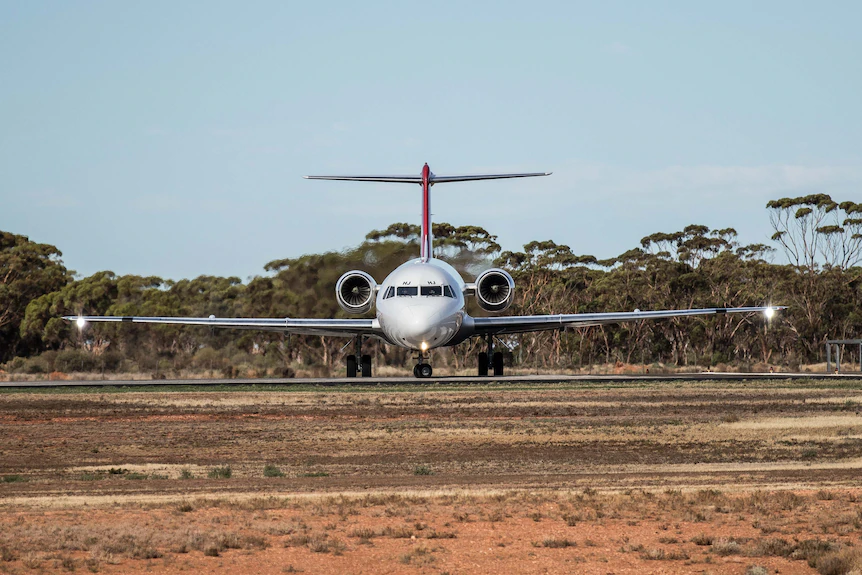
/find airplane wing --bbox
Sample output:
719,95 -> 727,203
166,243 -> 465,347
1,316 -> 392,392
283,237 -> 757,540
472,306 -> 783,336
63,316 -> 381,338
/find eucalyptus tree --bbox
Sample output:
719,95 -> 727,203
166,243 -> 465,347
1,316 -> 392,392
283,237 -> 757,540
0,232 -> 70,360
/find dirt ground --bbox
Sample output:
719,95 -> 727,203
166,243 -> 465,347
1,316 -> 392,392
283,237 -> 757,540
1,379 -> 862,574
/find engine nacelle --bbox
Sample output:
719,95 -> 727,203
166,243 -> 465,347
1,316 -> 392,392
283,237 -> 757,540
474,268 -> 515,312
335,270 -> 377,314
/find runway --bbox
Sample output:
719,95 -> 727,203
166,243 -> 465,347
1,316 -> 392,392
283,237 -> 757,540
0,371 -> 858,388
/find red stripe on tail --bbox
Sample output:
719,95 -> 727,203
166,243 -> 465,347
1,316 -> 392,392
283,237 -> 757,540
421,163 -> 432,261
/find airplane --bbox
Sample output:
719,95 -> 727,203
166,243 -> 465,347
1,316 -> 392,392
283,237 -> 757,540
66,163 -> 783,378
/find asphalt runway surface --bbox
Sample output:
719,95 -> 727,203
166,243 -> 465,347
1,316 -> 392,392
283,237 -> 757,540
0,371 -> 858,387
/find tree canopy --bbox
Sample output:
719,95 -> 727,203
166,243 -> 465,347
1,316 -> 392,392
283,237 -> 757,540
3,194 -> 861,374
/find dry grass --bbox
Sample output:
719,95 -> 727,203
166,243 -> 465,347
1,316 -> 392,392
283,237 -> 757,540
0,489 -> 859,573
2,382 -> 862,572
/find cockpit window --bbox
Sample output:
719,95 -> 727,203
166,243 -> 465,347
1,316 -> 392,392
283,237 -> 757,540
420,286 -> 443,296
383,286 -> 395,299
443,285 -> 454,298
396,286 -> 418,296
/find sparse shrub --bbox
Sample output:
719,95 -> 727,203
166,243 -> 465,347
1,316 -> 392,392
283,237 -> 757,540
413,465 -> 432,476
540,538 -> 576,548
1,545 -> 18,562
60,555 -> 77,571
792,539 -> 838,567
203,545 -> 220,557
691,533 -> 713,546
125,472 -> 147,480
713,538 -> 742,556
399,545 -> 434,566
55,349 -> 97,373
179,469 -> 194,479
309,535 -> 331,553
23,356 -> 48,374
753,537 -> 793,557
107,468 -> 127,475
745,566 -> 768,575
425,530 -> 456,539
22,552 -> 41,569
348,527 -> 376,539
302,471 -> 329,477
2,474 -> 27,483
264,464 -> 285,478
285,534 -> 312,548
382,525 -> 413,538
816,490 -> 836,501
208,466 -> 232,479
177,501 -> 194,513
814,548 -> 862,575
801,447 -> 819,459
640,548 -> 666,560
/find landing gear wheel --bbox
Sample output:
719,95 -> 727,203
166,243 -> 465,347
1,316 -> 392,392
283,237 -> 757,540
478,352 -> 489,377
346,355 -> 357,378
361,354 -> 372,377
492,352 -> 504,376
418,364 -> 433,378
413,364 -> 420,377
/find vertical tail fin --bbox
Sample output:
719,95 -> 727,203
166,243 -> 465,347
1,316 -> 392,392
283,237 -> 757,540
420,163 -> 432,261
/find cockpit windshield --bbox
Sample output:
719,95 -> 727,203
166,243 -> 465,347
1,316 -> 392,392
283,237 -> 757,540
391,285 -> 456,298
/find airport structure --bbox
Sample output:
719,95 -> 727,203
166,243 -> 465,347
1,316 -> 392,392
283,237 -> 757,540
826,339 -> 862,373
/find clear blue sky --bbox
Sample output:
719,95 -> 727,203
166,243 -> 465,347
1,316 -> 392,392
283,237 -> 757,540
2,1 -> 860,280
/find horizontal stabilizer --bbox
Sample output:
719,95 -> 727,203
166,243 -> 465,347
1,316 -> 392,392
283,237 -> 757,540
303,175 -> 423,183
303,172 -> 551,184
430,172 -> 551,183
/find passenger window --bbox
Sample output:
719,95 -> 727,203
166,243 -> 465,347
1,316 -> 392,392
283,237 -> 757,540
397,286 -> 418,296
383,286 -> 395,299
421,286 -> 442,296
443,285 -> 454,298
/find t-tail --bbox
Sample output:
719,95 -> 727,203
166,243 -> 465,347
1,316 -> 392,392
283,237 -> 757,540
304,164 -> 551,262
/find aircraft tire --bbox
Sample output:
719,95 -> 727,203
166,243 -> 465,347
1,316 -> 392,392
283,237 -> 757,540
492,352 -> 504,376
346,355 -> 357,378
478,352 -> 489,376
361,354 -> 372,377
418,364 -> 433,378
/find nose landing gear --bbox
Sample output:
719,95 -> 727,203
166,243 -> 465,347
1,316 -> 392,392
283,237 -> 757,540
413,350 -> 433,378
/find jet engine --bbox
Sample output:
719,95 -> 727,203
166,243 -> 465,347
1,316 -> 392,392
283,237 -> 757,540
474,268 -> 515,312
336,271 -> 377,314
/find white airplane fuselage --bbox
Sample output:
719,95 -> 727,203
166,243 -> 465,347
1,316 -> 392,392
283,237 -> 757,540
375,258 -> 467,351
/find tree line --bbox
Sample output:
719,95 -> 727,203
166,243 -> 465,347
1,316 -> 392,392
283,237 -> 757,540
1,194 -> 860,375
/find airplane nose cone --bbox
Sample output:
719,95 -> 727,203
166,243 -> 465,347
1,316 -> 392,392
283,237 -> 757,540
403,305 -> 438,341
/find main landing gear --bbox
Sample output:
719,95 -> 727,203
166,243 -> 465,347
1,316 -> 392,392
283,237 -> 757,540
413,350 -> 433,378
478,334 -> 504,377
345,336 -> 372,378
